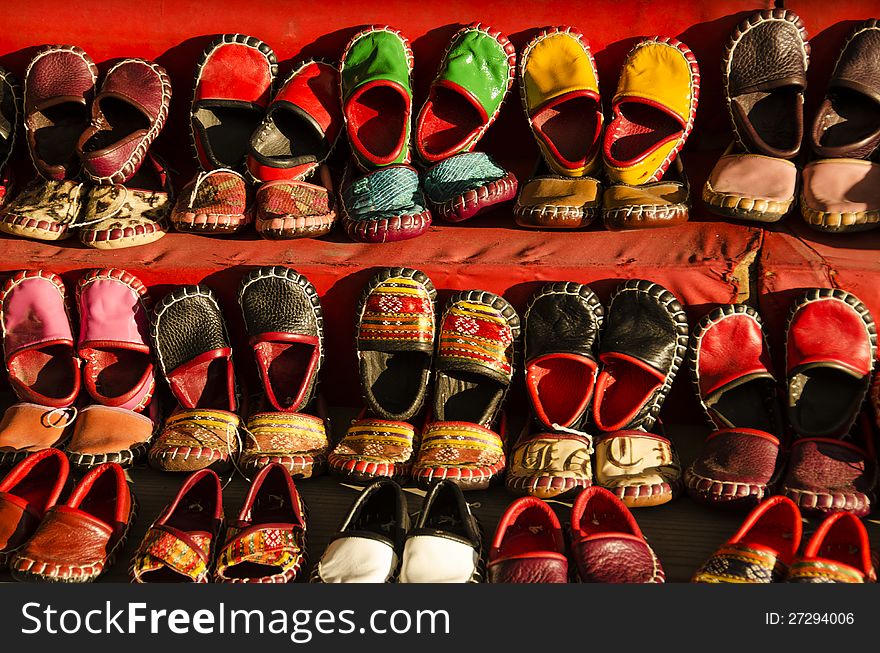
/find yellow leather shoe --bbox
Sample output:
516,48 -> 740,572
603,156 -> 690,230
603,37 -> 700,186
519,27 -> 603,178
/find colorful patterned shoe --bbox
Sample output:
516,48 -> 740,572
0,178 -> 86,241
255,167 -> 337,239
240,411 -> 330,478
0,66 -> 19,207
506,432 -> 593,499
79,153 -> 172,249
329,418 -> 418,483
595,431 -> 681,508
339,164 -> 431,243
519,27 -> 603,178
421,151 -> 517,223
340,26 -> 413,170
603,37 -> 699,186
76,58 -> 171,184
172,168 -> 254,234
787,512 -> 877,583
692,496 -> 802,583
0,270 -> 80,408
415,23 -> 514,163
131,469 -> 223,583
191,34 -> 276,171
214,463 -> 307,583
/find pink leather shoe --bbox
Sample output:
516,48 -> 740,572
0,271 -> 80,408
75,268 -> 155,412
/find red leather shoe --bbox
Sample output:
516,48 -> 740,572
570,486 -> 664,583
787,512 -> 877,583
786,288 -> 876,438
692,496 -> 802,583
0,449 -> 68,568
191,34 -> 277,171
487,496 -> 568,583
10,461 -> 136,582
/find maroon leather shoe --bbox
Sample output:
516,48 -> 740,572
77,58 -> 171,185
24,45 -> 98,180
487,496 -> 567,583
689,304 -> 782,433
10,462 -> 136,582
788,512 -> 877,583
570,486 -> 664,583
0,449 -> 68,568
684,428 -> 781,509
693,496 -> 802,583
786,288 -> 876,438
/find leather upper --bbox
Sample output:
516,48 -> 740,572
688,428 -> 780,486
0,403 -> 74,453
802,159 -> 880,214
707,150 -> 798,202
488,496 -> 568,583
66,405 -> 154,457
595,431 -> 680,496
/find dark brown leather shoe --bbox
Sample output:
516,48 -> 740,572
723,9 -> 809,159
810,19 -> 880,159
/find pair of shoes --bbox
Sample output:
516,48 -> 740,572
0,66 -> 20,207
338,24 -> 518,242
686,289 -> 877,515
515,29 -> 699,230
328,267 -> 519,490
312,478 -> 482,583
506,279 -> 687,506
131,464 -> 306,583
178,35 -> 342,240
0,45 -> 172,249
0,449 -> 136,581
693,496 -> 876,583
704,11 -> 880,231
148,266 -> 330,477
0,269 -> 157,468
489,487 -> 663,583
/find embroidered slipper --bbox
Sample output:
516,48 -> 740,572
254,168 -> 337,239
339,163 -> 431,243
76,268 -> 154,412
505,432 -> 593,499
785,288 -> 876,438
415,23 -> 515,163
780,433 -> 876,517
703,145 -> 798,223
689,304 -> 783,432
0,270 -> 79,408
0,449 -> 68,569
487,496 -> 568,584
10,462 -> 136,583
312,478 -> 409,583
247,60 -> 343,183
800,158 -> 880,233
131,469 -> 223,583
149,285 -> 240,472
524,282 -> 603,431
79,153 -> 172,249
340,26 -> 413,170
595,431 -> 681,507
238,266 -> 323,412
76,58 -> 171,184
421,151 -> 517,223
810,20 -> 880,159
519,27 -> 603,178
329,418 -> 418,483
723,9 -> 809,159
0,178 -> 86,241
692,496 -> 802,583
241,411 -> 330,478
0,404 -> 75,466
592,280 -> 688,432
65,405 -> 156,470
171,168 -> 254,234
514,164 -> 601,229
0,66 -> 19,205
603,37 -> 699,186
191,34 -> 277,171
787,512 -> 877,583
23,45 -> 97,180
570,486 -> 665,583
684,428 -> 781,509
399,480 -> 483,583
214,463 -> 307,583
602,156 -> 690,230
356,267 -> 436,421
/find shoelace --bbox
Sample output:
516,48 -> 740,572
73,185 -> 128,227
188,168 -> 238,209
41,406 -> 78,429
551,422 -> 594,455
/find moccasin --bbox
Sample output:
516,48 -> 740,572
171,168 -> 254,234
602,156 -> 690,230
240,411 -> 329,478
800,158 -> 880,233
421,151 -> 517,223
594,430 -> 681,508
514,169 -> 600,229
505,432 -> 593,499
0,177 -> 87,241
254,167 -> 336,239
65,405 -> 155,470
787,512 -> 877,583
0,403 -> 75,466
329,418 -> 417,484
487,496 -> 567,583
